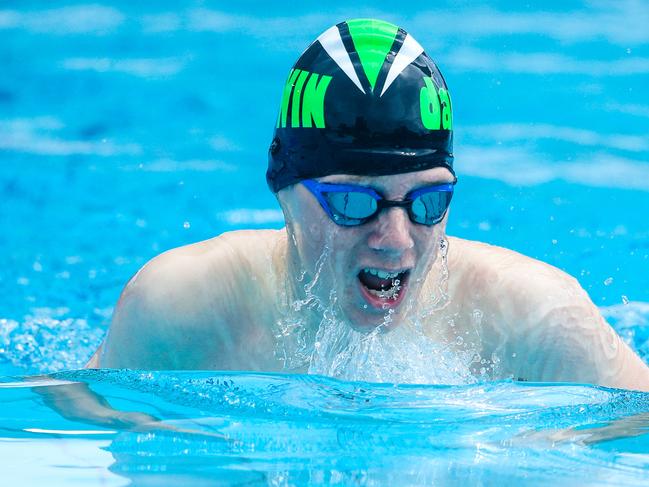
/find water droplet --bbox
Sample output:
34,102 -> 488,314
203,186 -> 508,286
455,336 -> 464,345
511,352 -> 517,358
551,239 -> 558,245
604,277 -> 613,286
472,309 -> 483,325
183,221 -> 191,229
626,48 -> 632,54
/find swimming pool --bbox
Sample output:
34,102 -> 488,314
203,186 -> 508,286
2,1 -> 649,484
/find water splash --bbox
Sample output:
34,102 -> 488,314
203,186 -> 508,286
602,301 -> 649,363
418,236 -> 452,319
273,239 -> 333,371
308,317 -> 476,384
274,233 -> 477,384
0,309 -> 104,373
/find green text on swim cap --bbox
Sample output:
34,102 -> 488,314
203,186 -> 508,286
420,77 -> 452,130
277,69 -> 333,129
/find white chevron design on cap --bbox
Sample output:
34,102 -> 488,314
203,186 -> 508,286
380,34 -> 424,97
317,25 -> 366,94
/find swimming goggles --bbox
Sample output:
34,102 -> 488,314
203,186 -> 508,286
302,178 -> 456,227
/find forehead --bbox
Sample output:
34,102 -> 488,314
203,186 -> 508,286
318,167 -> 455,195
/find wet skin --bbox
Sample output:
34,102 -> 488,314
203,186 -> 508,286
89,169 -> 649,392
278,167 -> 453,331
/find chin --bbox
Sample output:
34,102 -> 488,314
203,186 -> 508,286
341,299 -> 407,333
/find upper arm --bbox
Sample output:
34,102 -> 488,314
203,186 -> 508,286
507,270 -> 649,391
98,266 -> 178,369
98,237 -> 247,369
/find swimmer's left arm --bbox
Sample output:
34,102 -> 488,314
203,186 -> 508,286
532,303 -> 649,391
505,270 -> 649,392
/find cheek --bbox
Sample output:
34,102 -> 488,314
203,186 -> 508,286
291,203 -> 341,275
414,225 -> 444,263
300,218 -> 364,281
301,209 -> 329,252
329,229 -> 364,273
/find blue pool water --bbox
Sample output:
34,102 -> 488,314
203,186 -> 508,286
2,0 -> 649,484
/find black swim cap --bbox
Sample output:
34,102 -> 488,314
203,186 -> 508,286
267,19 -> 454,193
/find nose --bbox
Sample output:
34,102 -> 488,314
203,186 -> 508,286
367,207 -> 415,254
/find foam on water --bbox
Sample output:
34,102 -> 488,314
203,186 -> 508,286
0,311 -> 103,373
309,319 -> 476,384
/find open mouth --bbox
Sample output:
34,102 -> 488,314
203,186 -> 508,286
357,268 -> 410,309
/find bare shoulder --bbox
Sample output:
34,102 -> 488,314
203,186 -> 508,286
445,236 -> 587,358
121,229 -> 283,318
98,229 -> 286,369
446,236 -> 591,350
448,237 -> 649,390
447,236 -> 585,316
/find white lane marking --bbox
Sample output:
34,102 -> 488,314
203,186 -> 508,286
24,428 -> 117,435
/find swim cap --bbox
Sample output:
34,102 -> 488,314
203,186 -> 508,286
267,18 -> 454,193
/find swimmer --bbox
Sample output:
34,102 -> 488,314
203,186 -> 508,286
88,19 -> 649,391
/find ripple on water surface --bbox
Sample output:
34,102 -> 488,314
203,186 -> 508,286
1,371 -> 649,485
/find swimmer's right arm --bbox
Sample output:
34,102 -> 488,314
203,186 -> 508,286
94,236 -> 245,369
97,268 -> 179,369
95,258 -> 195,369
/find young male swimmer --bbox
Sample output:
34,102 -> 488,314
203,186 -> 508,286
88,19 -> 649,391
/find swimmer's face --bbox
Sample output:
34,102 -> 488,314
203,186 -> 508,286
278,167 -> 454,331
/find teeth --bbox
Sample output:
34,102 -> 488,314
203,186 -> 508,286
363,268 -> 401,279
367,281 -> 402,300
360,268 -> 406,300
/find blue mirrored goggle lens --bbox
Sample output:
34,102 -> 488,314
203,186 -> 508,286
410,190 -> 453,225
321,188 -> 452,226
322,191 -> 378,224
